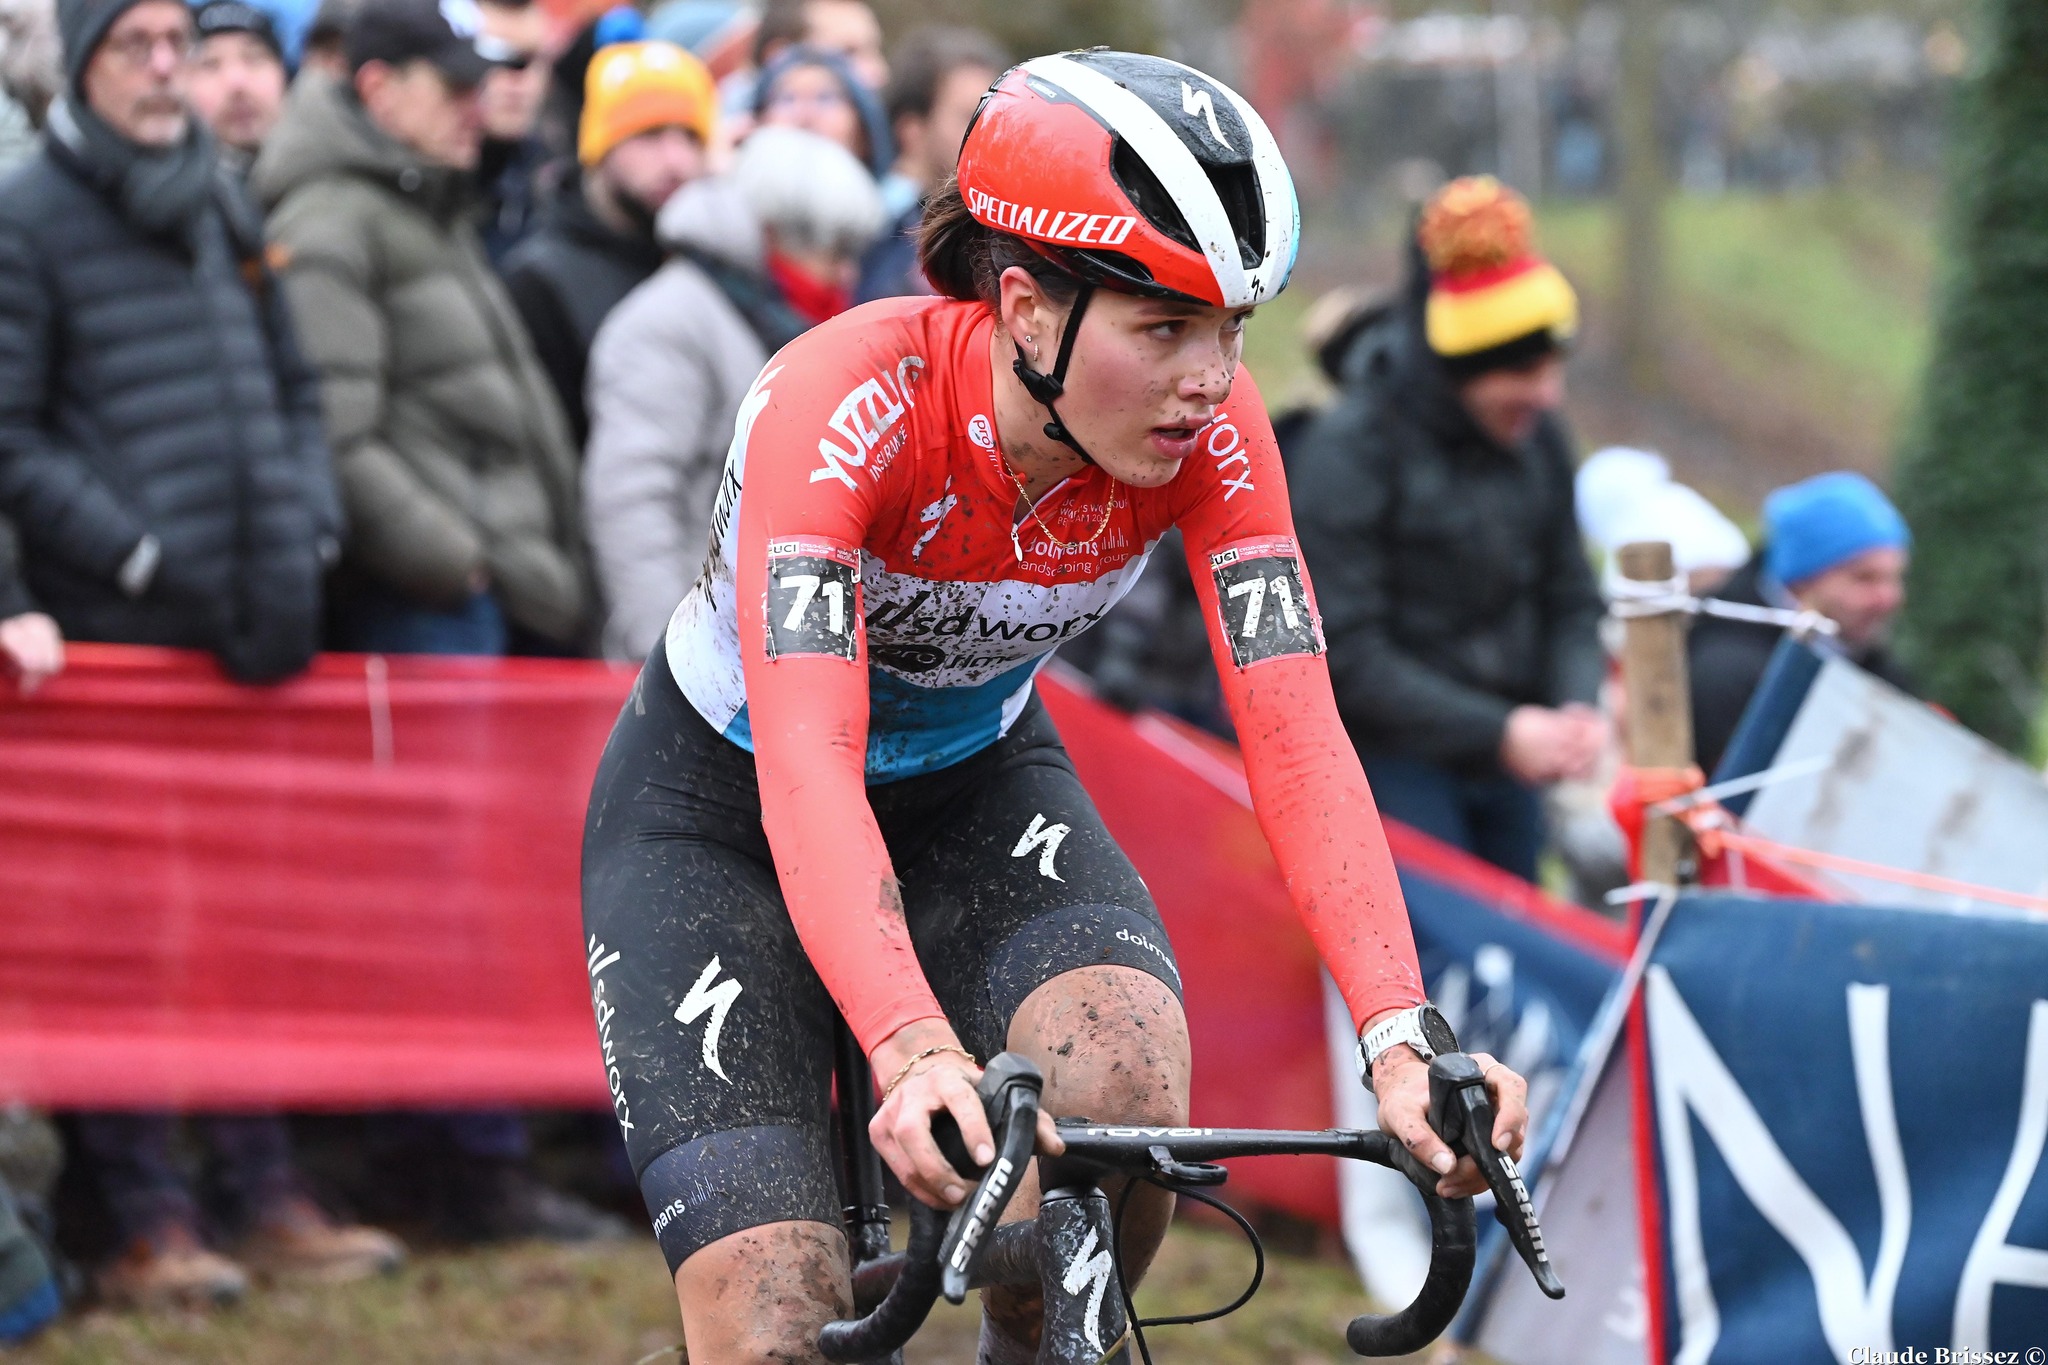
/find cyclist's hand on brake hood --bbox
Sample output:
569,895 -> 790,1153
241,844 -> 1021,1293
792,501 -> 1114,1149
869,1019 -> 1065,1209
1371,1042 -> 1529,1199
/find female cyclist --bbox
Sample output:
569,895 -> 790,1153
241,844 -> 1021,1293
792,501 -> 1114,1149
582,50 -> 1531,1363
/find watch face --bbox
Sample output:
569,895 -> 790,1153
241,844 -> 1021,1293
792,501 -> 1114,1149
1421,1005 -> 1460,1057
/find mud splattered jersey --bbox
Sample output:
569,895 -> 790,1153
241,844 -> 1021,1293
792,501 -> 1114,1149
664,296 -> 1423,1053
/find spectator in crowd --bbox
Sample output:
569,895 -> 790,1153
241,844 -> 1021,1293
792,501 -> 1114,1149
253,0 -> 616,1239
185,0 -> 286,177
750,0 -> 884,94
253,0 -> 590,662
0,516 -> 63,694
583,124 -> 880,660
856,23 -> 1002,303
295,0 -> 356,76
0,0 -> 410,1306
503,38 -> 714,446
1291,176 -> 1607,881
0,1207 -> 56,1346
0,0 -> 60,168
0,1110 -> 60,1345
754,43 -> 888,178
473,0 -> 551,261
1690,471 -> 1913,773
543,3 -> 642,165
0,1183 -> 57,1345
1575,445 -> 1749,596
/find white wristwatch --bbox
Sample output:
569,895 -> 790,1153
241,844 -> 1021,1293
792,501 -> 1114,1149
1355,1003 -> 1459,1094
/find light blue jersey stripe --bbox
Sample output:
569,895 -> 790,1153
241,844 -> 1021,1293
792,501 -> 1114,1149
720,655 -> 1049,783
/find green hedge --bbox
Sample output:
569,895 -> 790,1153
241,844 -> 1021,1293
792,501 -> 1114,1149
1893,0 -> 2048,754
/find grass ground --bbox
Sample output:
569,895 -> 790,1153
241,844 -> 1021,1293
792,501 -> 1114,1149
13,1223 -> 1456,1365
1540,184 -> 1939,495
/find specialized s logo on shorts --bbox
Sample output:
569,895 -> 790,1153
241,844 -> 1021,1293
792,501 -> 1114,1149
1208,536 -> 1324,668
674,956 -> 742,1082
1012,813 -> 1070,881
764,539 -> 861,662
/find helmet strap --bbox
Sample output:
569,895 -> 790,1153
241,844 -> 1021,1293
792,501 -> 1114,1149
1010,281 -> 1097,466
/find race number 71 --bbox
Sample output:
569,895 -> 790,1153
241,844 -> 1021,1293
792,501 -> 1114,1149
764,540 -> 861,661
1209,539 -> 1323,668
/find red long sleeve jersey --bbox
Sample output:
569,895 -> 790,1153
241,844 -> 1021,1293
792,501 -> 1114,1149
665,296 -> 1423,1054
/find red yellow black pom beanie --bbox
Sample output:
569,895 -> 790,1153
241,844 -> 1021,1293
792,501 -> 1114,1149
1417,176 -> 1578,376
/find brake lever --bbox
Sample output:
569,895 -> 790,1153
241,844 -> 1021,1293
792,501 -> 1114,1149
928,1052 -> 1044,1305
1428,1054 -> 1565,1300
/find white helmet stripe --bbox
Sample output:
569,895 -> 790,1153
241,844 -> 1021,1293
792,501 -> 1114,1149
1213,81 -> 1298,305
1020,54 -> 1250,306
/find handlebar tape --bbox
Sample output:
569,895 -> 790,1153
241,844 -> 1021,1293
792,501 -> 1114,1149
818,1201 -> 948,1362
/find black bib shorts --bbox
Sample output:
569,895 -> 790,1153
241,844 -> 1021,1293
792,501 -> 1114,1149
580,652 -> 1184,1273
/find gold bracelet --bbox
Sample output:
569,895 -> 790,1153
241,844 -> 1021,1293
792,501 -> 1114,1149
882,1044 -> 978,1100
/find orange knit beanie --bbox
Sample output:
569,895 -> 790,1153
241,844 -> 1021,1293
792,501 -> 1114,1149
579,40 -> 717,166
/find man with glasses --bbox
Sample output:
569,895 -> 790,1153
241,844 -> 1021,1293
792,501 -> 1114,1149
0,0 -> 403,1311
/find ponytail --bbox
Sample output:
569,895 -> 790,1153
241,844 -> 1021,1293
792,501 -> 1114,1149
917,176 -> 986,302
918,175 -> 1083,311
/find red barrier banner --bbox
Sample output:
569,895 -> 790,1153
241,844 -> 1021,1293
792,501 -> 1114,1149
0,644 -> 632,1111
1,646 -> 1597,1228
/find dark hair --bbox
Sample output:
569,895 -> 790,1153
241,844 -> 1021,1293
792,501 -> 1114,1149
882,25 -> 1006,125
751,0 -> 810,68
918,175 -> 1082,311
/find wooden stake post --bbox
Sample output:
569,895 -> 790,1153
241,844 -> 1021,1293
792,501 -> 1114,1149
1616,541 -> 1696,884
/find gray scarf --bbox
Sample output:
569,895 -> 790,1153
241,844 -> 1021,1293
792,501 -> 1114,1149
46,94 -> 219,243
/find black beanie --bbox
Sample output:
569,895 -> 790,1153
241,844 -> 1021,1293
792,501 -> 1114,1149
58,0 -> 154,89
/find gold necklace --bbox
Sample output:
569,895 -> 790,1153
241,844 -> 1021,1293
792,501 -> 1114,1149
1002,459 -> 1117,561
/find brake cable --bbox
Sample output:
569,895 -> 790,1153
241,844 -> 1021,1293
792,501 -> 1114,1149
1111,1173 -> 1267,1365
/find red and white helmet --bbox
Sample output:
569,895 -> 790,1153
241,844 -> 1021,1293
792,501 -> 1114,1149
956,51 -> 1300,309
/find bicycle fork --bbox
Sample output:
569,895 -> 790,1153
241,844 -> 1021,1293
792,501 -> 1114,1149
1037,1186 -> 1132,1365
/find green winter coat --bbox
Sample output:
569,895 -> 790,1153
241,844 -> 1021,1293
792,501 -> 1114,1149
251,73 -> 588,645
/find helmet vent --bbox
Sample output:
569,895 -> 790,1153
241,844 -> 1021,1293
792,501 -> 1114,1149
1110,140 -> 1266,272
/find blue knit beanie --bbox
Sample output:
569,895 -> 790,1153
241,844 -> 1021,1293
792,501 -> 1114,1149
1763,471 -> 1910,587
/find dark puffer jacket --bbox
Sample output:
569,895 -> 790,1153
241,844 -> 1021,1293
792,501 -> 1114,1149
0,136 -> 339,681
501,180 -> 665,449
1288,296 -> 1605,773
0,516 -> 30,621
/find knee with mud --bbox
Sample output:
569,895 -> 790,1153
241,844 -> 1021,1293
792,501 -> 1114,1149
1012,966 -> 1191,1127
675,1220 -> 851,1365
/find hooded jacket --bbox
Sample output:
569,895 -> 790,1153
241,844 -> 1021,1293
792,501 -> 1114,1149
0,105 -> 338,680
581,174 -> 800,661
1288,276 -> 1605,773
251,72 -> 589,645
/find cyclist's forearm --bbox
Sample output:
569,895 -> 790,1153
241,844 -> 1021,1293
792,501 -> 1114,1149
1231,660 -> 1426,1028
751,666 -> 948,1056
